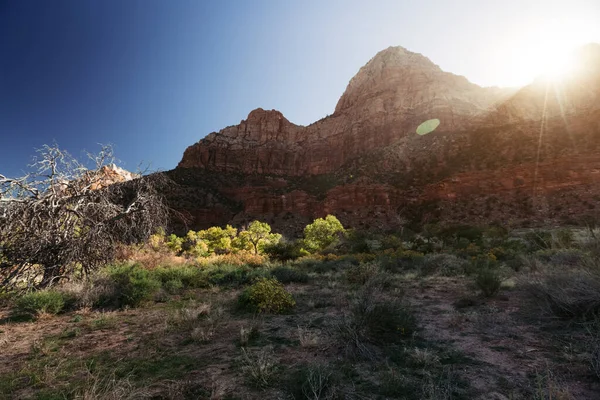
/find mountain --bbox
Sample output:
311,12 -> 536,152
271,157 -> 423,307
166,44 -> 600,234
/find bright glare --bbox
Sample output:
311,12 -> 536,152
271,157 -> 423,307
535,48 -> 577,82
491,16 -> 597,87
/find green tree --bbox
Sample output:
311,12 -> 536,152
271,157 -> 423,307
303,215 -> 345,252
236,221 -> 281,254
197,225 -> 237,254
183,230 -> 210,257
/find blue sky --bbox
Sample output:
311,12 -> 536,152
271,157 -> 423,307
1,0 -> 599,177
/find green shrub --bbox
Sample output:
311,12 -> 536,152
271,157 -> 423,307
238,278 -> 295,314
14,290 -> 66,317
475,269 -> 502,297
163,279 -> 184,293
102,264 -> 161,308
207,265 -> 270,287
263,240 -> 305,261
271,267 -> 309,284
152,264 -> 205,288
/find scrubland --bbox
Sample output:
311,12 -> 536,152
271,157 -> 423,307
1,222 -> 600,399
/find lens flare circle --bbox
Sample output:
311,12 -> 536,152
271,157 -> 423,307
416,119 -> 440,135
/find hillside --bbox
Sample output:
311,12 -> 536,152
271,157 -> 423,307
168,44 -> 600,234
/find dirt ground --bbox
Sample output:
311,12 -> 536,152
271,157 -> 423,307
0,272 -> 599,399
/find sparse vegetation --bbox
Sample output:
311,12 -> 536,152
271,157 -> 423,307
2,220 -> 599,398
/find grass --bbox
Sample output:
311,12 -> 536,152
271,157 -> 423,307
3,225 -> 600,398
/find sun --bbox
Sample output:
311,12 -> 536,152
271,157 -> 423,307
535,48 -> 578,83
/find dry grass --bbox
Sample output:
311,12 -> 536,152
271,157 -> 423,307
240,346 -> 278,388
297,325 -> 321,348
524,266 -> 600,319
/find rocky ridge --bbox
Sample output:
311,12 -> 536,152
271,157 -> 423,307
168,44 -> 600,234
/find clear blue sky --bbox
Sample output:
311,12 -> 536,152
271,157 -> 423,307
1,0 -> 599,177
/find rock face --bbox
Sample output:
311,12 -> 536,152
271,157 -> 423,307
169,44 -> 600,234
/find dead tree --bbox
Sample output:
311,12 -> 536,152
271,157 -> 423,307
0,144 -> 168,290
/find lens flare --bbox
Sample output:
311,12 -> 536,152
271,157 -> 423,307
416,119 -> 440,135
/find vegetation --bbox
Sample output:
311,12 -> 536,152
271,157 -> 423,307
14,290 -> 66,318
0,144 -> 168,290
303,214 -> 345,252
238,278 -> 296,314
2,202 -> 600,398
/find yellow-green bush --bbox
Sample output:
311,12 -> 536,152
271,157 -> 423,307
14,290 -> 66,317
239,278 -> 295,314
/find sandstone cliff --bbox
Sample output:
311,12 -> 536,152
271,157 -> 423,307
168,44 -> 600,234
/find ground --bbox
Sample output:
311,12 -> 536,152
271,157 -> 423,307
1,254 -> 599,399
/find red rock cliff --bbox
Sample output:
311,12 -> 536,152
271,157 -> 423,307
168,44 -> 600,233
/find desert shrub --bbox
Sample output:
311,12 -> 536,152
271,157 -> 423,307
475,268 -> 502,297
342,229 -> 372,253
271,267 -> 309,284
285,364 -> 338,400
293,256 -> 357,274
163,279 -> 184,294
336,287 -> 416,359
101,264 -> 161,308
207,265 -> 270,287
356,298 -> 416,344
152,264 -> 205,288
464,254 -> 498,275
346,262 -> 379,285
535,249 -> 587,267
507,254 -> 546,272
238,278 -> 295,314
484,225 -> 509,246
525,267 -> 600,319
421,253 -> 467,276
439,224 -> 484,247
263,240 -> 306,261
197,253 -> 266,268
241,346 -> 278,388
378,251 -> 424,272
524,230 -> 553,251
14,290 -> 66,317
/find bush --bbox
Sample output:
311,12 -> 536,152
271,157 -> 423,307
163,279 -> 184,294
336,286 -> 416,359
346,262 -> 379,285
271,267 -> 309,284
525,267 -> 600,319
535,249 -> 586,267
421,253 -> 467,276
263,241 -> 305,261
238,278 -> 295,314
475,268 -> 502,297
207,265 -> 270,287
14,290 -> 66,317
378,251 -> 424,272
102,264 -> 161,308
152,264 -> 205,288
